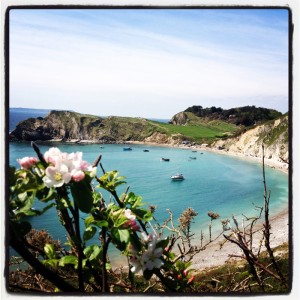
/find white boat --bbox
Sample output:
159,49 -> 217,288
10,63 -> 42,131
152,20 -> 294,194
171,173 -> 184,180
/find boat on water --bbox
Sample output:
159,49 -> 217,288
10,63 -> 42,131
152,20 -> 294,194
189,157 -> 197,160
143,149 -> 149,152
171,173 -> 184,180
161,158 -> 170,161
123,147 -> 132,151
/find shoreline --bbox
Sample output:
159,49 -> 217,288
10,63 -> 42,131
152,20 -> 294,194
190,206 -> 289,271
125,140 -> 289,175
110,205 -> 289,272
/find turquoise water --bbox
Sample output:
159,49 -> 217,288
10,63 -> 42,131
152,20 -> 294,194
9,142 -> 288,242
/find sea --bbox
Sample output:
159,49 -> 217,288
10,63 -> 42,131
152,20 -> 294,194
8,108 -> 289,265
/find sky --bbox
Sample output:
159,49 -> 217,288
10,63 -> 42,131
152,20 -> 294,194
9,8 -> 289,119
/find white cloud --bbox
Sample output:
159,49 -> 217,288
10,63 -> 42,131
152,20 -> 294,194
9,9 -> 289,118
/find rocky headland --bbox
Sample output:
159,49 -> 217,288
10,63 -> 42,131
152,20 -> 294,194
9,107 -> 289,171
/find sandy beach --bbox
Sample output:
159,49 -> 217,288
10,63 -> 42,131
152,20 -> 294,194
125,140 -> 290,271
190,206 -> 289,271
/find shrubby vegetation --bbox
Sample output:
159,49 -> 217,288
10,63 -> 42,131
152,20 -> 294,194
7,143 -> 289,293
185,105 -> 282,127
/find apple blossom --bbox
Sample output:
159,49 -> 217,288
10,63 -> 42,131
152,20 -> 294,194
71,170 -> 85,182
129,256 -> 143,273
141,246 -> 164,271
124,209 -> 136,220
17,157 -> 38,169
43,148 -> 97,186
124,220 -> 140,231
43,164 -> 72,188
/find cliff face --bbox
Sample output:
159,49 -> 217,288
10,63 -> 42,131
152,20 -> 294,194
9,110 -> 173,143
211,115 -> 289,166
10,111 -> 105,142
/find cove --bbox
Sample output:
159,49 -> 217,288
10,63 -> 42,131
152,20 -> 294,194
9,142 -> 288,240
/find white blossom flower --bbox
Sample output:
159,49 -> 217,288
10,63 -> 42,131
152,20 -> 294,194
129,256 -> 143,273
43,148 -> 97,186
142,246 -> 164,271
124,209 -> 136,220
44,147 -> 65,165
43,163 -> 72,188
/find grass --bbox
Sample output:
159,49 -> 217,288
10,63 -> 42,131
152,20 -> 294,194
149,120 -> 238,143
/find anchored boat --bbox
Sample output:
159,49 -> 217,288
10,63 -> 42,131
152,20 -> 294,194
171,173 -> 184,181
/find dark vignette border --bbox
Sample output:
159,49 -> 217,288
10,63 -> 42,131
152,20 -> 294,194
3,4 -> 293,297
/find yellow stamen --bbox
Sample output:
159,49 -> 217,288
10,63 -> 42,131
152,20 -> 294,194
54,172 -> 63,181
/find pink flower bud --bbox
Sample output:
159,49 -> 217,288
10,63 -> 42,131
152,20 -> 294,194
131,223 -> 141,231
72,170 -> 85,182
17,157 -> 38,169
164,247 -> 169,252
124,220 -> 140,231
187,275 -> 195,284
183,269 -> 189,277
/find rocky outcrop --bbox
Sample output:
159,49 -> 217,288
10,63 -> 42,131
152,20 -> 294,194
169,112 -> 190,125
144,132 -> 183,145
9,110 -> 165,143
211,115 -> 289,166
10,111 -> 105,142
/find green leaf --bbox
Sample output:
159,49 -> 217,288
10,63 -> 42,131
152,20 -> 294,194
118,229 -> 130,243
83,226 -> 97,242
70,179 -> 93,213
124,192 -> 143,208
129,233 -> 143,252
44,243 -> 56,259
43,258 -> 59,268
98,171 -> 126,192
132,208 -> 152,222
111,228 -> 127,251
84,245 -> 102,261
15,192 -> 36,216
59,255 -> 78,267
36,187 -> 56,202
85,215 -> 108,228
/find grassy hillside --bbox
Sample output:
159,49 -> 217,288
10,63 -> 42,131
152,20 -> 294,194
149,115 -> 239,143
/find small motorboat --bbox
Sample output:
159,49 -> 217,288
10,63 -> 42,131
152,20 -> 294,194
143,149 -> 149,152
171,173 -> 184,181
192,150 -> 197,153
123,147 -> 132,151
161,158 -> 170,162
189,157 -> 197,160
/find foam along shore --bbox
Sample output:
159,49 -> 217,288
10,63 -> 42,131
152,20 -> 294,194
124,140 -> 289,175
190,207 -> 289,271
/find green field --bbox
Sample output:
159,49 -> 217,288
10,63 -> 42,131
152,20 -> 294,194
149,120 -> 238,143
